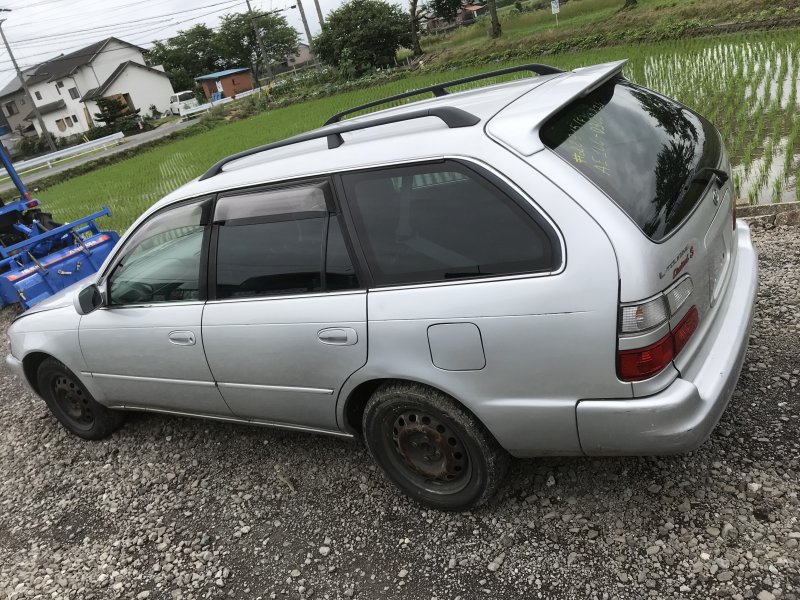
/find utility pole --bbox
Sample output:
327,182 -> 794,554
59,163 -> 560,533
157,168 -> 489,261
312,0 -> 324,27
245,0 -> 273,81
295,0 -> 321,71
0,13 -> 56,152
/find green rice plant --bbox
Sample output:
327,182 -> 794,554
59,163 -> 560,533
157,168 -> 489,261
36,29 -> 800,229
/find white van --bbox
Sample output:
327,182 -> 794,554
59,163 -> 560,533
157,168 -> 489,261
168,91 -> 199,116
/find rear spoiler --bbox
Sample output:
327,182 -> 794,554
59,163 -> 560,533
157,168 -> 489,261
486,60 -> 628,156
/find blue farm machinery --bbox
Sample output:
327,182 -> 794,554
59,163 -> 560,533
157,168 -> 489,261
0,146 -> 119,311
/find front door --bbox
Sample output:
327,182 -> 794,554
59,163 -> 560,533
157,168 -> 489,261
201,181 -> 367,431
79,197 -> 232,416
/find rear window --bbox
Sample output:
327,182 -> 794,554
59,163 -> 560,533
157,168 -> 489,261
541,77 -> 722,241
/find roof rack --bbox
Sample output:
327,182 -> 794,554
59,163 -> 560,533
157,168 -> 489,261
324,63 -> 563,125
199,106 -> 480,181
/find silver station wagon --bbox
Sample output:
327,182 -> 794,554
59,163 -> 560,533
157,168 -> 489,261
6,61 -> 758,510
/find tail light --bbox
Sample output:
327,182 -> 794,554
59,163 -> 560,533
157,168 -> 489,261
672,306 -> 699,355
617,277 -> 699,382
618,335 -> 675,381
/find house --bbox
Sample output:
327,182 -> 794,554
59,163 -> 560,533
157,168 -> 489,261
195,68 -> 255,101
279,43 -> 314,72
0,73 -> 36,136
0,37 -> 175,139
423,5 -> 485,32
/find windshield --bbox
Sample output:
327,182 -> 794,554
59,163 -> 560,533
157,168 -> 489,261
177,92 -> 195,102
540,76 -> 723,241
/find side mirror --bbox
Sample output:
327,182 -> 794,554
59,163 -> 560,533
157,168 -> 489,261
74,284 -> 104,315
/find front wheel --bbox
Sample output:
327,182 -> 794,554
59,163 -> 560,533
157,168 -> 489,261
36,358 -> 125,440
362,382 -> 509,511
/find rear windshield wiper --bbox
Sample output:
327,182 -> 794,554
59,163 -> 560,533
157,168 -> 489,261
675,166 -> 729,209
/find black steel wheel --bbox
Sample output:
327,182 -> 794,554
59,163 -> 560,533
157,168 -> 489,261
36,358 -> 125,440
51,372 -> 95,432
363,382 -> 509,511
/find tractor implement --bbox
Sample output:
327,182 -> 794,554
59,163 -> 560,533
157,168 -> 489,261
0,145 -> 118,311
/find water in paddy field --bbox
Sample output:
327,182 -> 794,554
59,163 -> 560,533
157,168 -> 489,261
635,37 -> 800,205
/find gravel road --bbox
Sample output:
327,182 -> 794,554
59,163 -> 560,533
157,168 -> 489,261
1,225 -> 798,600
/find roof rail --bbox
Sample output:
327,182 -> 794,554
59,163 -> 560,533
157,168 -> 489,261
325,63 -> 564,125
198,106 -> 480,181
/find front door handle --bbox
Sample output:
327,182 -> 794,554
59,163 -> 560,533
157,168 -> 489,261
168,330 -> 196,346
317,327 -> 358,346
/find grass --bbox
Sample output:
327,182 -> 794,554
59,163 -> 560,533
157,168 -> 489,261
38,28 -> 800,232
420,0 -> 800,68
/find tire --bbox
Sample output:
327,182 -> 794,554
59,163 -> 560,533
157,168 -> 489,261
36,358 -> 125,440
362,382 -> 510,511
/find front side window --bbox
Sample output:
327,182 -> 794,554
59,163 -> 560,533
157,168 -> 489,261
341,162 -> 556,286
108,201 -> 208,305
214,183 -> 358,299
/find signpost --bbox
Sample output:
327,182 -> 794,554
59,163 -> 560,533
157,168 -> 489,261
551,0 -> 559,26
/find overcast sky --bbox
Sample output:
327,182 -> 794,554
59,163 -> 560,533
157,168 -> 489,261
0,0 -> 379,87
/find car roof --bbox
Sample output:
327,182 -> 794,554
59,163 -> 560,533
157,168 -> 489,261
154,61 -> 626,211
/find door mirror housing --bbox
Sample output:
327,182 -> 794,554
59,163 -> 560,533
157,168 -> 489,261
75,284 -> 104,315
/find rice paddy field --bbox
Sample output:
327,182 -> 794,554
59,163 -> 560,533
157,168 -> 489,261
39,29 -> 800,233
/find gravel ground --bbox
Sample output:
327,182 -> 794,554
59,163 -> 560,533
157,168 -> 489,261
1,225 -> 798,600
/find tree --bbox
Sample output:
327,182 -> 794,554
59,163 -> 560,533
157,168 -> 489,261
148,24 -> 224,91
430,0 -> 463,21
409,0 -> 424,57
487,0 -> 502,38
216,11 -> 299,82
93,97 -> 140,132
315,0 -> 411,75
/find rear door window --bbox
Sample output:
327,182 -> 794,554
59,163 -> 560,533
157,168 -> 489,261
341,161 -> 557,286
540,76 -> 723,241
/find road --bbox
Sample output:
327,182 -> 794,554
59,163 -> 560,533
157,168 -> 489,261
0,119 -> 197,195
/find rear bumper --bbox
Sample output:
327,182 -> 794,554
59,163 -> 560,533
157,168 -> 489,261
576,223 -> 758,455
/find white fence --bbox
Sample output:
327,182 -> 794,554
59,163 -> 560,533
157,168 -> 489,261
0,132 -> 124,181
180,97 -> 234,120
179,86 -> 272,120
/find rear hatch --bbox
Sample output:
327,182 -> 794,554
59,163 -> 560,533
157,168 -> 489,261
538,75 -> 736,382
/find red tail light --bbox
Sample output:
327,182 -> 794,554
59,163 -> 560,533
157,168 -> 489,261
26,200 -> 37,208
617,305 -> 699,382
618,335 -> 674,381
672,305 -> 699,355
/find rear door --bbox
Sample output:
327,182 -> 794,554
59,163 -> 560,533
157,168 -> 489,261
201,180 -> 367,431
538,76 -> 735,357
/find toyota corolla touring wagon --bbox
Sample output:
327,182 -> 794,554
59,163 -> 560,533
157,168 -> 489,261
6,61 -> 758,510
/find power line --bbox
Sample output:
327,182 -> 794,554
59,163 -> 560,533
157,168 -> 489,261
0,3 -> 249,68
9,0 -> 241,30
0,0 -> 297,83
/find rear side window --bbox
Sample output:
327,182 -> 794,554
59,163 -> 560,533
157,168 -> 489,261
214,183 -> 358,299
341,161 -> 556,286
540,76 -> 723,241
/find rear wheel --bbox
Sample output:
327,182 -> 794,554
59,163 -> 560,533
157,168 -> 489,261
36,358 -> 124,440
362,382 -> 509,511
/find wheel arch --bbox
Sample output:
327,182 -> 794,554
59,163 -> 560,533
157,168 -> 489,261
339,377 -> 497,443
22,351 -> 53,396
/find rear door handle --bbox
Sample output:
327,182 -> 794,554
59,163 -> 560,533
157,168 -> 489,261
317,327 -> 358,346
168,330 -> 196,346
